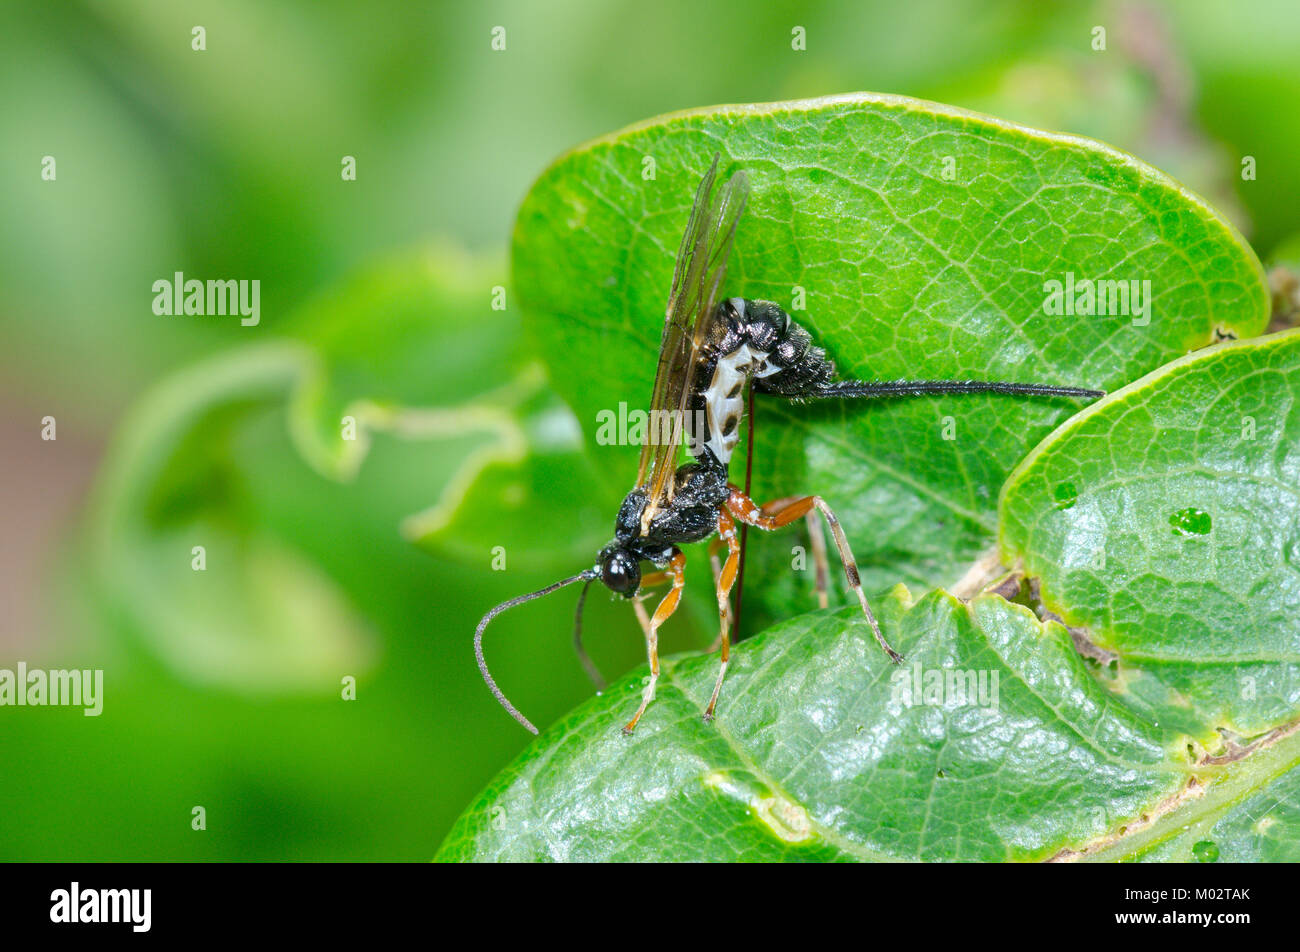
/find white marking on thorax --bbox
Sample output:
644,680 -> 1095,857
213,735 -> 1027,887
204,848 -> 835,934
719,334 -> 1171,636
699,344 -> 779,464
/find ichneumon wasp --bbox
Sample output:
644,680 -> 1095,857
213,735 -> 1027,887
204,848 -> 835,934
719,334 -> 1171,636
476,154 -> 1103,735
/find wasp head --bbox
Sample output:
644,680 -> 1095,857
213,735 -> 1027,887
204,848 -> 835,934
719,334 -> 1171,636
597,544 -> 641,596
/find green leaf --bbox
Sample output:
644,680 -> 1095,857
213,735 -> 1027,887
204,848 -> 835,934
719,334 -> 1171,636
513,93 -> 1269,629
398,386 -> 610,570
444,411 -> 1300,861
999,330 -> 1300,736
1128,752 -> 1300,862
282,245 -> 521,481
279,245 -> 609,569
438,588 -> 1198,862
444,99 -> 1300,863
85,247 -> 609,691
88,343 -> 380,691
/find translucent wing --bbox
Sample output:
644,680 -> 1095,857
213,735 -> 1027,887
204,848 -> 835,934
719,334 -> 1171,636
633,156 -> 718,490
635,156 -> 750,516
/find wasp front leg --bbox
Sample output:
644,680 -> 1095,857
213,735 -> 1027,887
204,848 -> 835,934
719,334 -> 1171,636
727,488 -> 902,664
622,549 -> 686,735
630,569 -> 673,639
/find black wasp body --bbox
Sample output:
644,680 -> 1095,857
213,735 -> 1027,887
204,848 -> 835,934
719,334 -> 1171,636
597,298 -> 829,590
475,155 -> 1103,736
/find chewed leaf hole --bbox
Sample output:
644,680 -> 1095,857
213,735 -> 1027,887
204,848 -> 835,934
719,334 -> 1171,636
1169,507 -> 1212,536
1052,482 -> 1079,510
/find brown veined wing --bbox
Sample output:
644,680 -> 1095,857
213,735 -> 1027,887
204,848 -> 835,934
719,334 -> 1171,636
634,154 -> 750,524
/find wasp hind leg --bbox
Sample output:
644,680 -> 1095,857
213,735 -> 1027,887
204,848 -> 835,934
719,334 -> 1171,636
726,488 -> 902,664
704,509 -> 742,722
703,535 -> 734,653
757,496 -> 829,609
707,536 -> 734,629
622,549 -> 686,735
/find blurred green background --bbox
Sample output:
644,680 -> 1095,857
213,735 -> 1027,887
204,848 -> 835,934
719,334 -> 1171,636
1,0 -> 1297,860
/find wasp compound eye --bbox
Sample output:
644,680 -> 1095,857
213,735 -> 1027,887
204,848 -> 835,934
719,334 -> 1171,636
600,550 -> 640,595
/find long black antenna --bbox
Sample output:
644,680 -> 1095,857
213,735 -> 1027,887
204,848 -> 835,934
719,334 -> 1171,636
475,569 -> 598,734
572,577 -> 607,690
813,380 -> 1104,400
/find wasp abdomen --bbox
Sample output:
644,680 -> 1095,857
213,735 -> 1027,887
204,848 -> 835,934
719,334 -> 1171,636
737,299 -> 835,396
687,298 -> 835,465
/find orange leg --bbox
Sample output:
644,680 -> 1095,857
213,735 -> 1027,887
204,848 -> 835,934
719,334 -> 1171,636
727,488 -> 902,664
622,549 -> 686,734
704,508 -> 741,721
638,570 -> 671,590
631,597 -> 652,637
761,496 -> 829,609
631,570 -> 671,642
626,569 -> 675,644
704,535 -> 733,650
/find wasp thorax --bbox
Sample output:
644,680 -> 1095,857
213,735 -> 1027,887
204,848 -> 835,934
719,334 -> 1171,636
740,299 -> 787,351
599,547 -> 641,596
